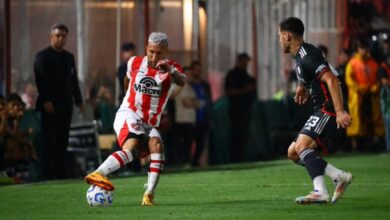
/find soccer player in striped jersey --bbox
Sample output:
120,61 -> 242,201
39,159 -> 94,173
278,17 -> 353,205
85,32 -> 186,206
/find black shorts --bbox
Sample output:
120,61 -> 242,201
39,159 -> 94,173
299,111 -> 337,152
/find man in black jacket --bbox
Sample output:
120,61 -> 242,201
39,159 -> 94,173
225,53 -> 256,163
34,23 -> 83,179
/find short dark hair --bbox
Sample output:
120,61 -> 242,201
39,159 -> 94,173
51,23 -> 68,33
357,37 -> 370,49
279,17 -> 304,37
237,53 -> 250,60
6,93 -> 22,103
121,42 -> 136,51
190,60 -> 201,68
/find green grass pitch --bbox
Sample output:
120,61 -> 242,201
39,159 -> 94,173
1,154 -> 390,220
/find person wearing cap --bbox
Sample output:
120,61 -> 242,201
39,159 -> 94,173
345,38 -> 384,151
224,53 -> 256,163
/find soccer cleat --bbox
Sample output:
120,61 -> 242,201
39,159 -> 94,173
295,191 -> 329,205
142,193 -> 155,206
85,172 -> 115,191
331,171 -> 353,204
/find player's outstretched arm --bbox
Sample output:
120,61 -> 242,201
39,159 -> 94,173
170,69 -> 186,86
320,71 -> 351,129
157,59 -> 186,86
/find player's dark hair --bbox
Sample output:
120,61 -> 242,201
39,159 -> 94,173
51,23 -> 68,34
121,42 -> 136,51
190,60 -> 201,68
317,44 -> 328,56
279,17 -> 305,37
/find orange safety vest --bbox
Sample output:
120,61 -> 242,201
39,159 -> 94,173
349,55 -> 378,87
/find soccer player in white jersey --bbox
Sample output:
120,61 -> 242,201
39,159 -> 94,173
85,32 -> 186,206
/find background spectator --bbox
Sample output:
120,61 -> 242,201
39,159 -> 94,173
1,93 -> 37,183
34,23 -> 83,179
189,61 -> 213,167
117,42 -> 136,104
345,38 -> 384,151
173,67 -> 197,165
225,53 -> 256,163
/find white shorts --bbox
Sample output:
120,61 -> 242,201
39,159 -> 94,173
113,109 -> 162,147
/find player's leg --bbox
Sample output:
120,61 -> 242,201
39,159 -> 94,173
85,135 -> 142,191
294,134 -> 330,204
85,113 -> 144,191
288,139 -> 351,199
287,141 -> 305,166
142,129 -> 165,206
314,115 -> 353,204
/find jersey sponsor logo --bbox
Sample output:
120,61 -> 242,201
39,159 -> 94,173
133,77 -> 162,95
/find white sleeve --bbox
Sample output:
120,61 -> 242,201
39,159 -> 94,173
329,64 -> 339,77
126,56 -> 136,79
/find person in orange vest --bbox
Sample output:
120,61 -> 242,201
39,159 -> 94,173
345,38 -> 384,151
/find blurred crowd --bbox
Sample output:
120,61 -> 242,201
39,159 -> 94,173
2,35 -> 390,184
0,93 -> 37,184
1,0 -> 390,184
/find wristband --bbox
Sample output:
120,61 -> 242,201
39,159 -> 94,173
170,66 -> 176,75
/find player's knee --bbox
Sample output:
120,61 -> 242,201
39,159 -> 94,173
287,142 -> 299,161
294,143 -> 309,155
149,137 -> 163,153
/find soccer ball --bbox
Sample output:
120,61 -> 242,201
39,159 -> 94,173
86,185 -> 113,207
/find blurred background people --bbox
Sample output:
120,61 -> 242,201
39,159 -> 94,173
1,93 -> 37,183
225,53 -> 256,163
345,38 -> 384,152
117,42 -> 136,104
378,39 -> 390,152
188,61 -> 213,167
174,67 -> 197,165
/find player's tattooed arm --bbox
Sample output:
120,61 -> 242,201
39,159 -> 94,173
320,71 -> 351,129
157,59 -> 186,86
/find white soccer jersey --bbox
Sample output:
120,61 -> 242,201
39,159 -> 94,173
118,56 -> 184,127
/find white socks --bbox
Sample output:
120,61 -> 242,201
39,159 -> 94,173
325,163 -> 343,180
145,153 -> 164,195
312,163 -> 344,195
313,175 -> 328,195
96,149 -> 133,176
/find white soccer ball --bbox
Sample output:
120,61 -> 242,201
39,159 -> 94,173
86,185 -> 113,207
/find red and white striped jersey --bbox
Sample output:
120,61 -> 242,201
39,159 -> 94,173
118,56 -> 184,127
